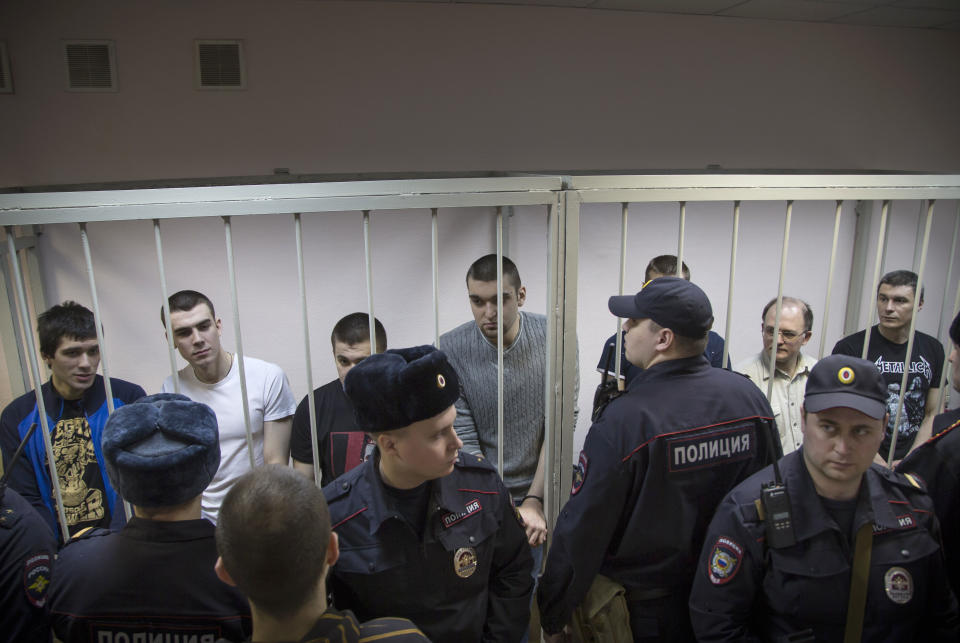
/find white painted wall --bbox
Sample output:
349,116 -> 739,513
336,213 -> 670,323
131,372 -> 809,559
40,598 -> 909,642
1,0 -> 959,188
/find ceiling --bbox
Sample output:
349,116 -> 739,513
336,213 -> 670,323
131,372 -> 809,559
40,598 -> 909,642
365,0 -> 960,29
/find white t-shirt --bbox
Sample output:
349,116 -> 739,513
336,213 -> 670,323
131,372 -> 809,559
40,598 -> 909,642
162,355 -> 296,522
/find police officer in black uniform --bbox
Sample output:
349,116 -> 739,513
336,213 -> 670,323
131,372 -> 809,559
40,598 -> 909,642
0,423 -> 56,643
690,354 -> 960,642
46,393 -> 251,642
899,310 -> 960,597
539,277 -> 779,642
215,465 -> 429,643
324,345 -> 534,642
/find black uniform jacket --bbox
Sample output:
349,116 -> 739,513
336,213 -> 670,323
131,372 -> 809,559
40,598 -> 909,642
538,355 -> 779,634
898,406 -> 960,598
323,450 -> 533,643
47,517 -> 251,642
690,449 -> 960,642
0,487 -> 57,643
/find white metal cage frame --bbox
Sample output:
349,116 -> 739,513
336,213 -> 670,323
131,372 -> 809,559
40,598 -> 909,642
2,173 -> 959,541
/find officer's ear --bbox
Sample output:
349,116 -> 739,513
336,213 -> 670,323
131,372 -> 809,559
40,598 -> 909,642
214,556 -> 237,587
656,327 -> 673,352
376,431 -> 400,458
326,531 -> 340,567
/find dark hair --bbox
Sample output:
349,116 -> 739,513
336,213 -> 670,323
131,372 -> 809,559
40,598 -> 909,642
646,255 -> 690,281
878,270 -> 924,304
950,310 -> 960,346
160,290 -> 216,326
331,312 -> 387,351
761,297 -> 814,332
466,254 -> 522,291
216,466 -> 330,617
37,301 -> 96,357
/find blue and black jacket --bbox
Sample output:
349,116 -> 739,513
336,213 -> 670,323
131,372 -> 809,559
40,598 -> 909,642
0,375 -> 145,539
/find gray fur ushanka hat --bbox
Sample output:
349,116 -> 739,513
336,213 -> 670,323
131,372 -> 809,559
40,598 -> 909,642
102,393 -> 220,507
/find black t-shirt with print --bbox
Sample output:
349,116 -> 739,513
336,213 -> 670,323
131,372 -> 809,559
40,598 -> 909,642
291,379 -> 373,485
832,326 -> 944,460
50,400 -> 111,536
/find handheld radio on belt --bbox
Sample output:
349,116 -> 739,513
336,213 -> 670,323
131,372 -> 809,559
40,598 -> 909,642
760,419 -> 796,549
0,423 -> 38,503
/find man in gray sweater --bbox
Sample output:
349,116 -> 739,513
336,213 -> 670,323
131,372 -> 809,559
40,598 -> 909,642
440,254 -> 567,585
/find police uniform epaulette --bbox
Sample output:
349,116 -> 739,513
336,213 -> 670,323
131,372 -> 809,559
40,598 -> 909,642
456,450 -> 496,472
878,466 -> 927,494
929,416 -> 960,444
737,500 -> 764,524
62,526 -> 111,547
324,467 -> 365,503
0,504 -> 20,530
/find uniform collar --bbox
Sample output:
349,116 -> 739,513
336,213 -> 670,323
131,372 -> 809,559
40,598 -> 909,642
632,354 -> 709,386
359,451 -> 463,536
121,516 -> 215,542
785,450 -> 904,540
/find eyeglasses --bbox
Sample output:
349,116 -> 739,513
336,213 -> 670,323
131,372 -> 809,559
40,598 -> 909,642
762,326 -> 809,341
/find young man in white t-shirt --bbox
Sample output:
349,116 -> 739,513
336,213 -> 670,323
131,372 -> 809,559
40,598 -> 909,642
160,290 -> 296,522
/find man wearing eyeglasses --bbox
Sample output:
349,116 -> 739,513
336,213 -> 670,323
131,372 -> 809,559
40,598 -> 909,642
736,297 -> 816,454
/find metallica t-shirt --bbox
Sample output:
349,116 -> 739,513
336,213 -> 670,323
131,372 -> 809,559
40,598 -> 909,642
832,326 -> 944,460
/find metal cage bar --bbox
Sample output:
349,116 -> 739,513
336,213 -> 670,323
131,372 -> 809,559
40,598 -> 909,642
154,220 -> 180,393
78,223 -> 130,521
295,213 -> 321,486
886,200 -> 935,466
818,202 -> 844,359
223,216 -> 256,469
676,202 -> 686,277
543,197 -> 560,532
721,201 -> 740,370
862,201 -> 891,360
4,227 -> 70,542
613,203 -> 629,385
937,204 -> 960,412
496,207 -> 505,477
432,208 -> 440,347
765,202 -> 794,402
363,211 -> 377,355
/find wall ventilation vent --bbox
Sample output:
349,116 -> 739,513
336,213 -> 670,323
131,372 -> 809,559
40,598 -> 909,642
64,41 -> 117,91
195,40 -> 245,90
0,42 -> 12,93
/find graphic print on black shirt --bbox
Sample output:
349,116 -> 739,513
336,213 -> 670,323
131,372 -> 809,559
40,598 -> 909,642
50,402 -> 110,535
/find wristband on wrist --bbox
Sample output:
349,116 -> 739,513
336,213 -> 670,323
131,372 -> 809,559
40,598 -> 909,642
521,494 -> 543,505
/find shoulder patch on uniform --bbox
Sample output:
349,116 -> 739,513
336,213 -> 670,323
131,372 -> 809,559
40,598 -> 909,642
707,536 -> 743,585
64,526 -> 111,546
738,500 -> 762,523
23,552 -> 52,607
456,450 -> 496,472
902,473 -> 923,490
323,465 -> 366,502
0,506 -> 20,529
571,452 -> 588,495
884,468 -> 928,494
